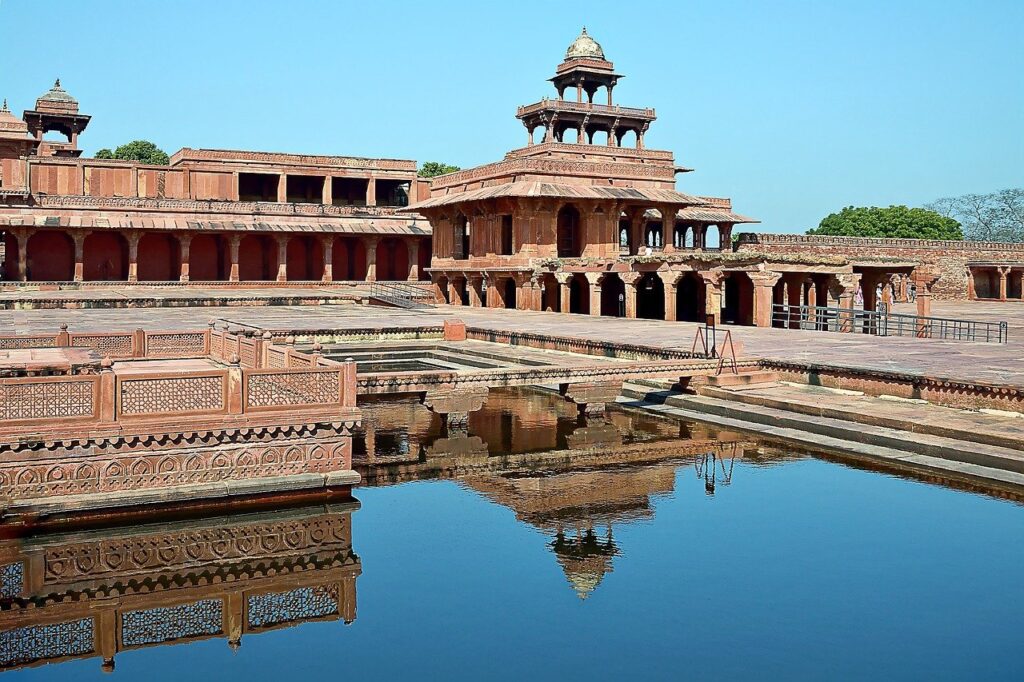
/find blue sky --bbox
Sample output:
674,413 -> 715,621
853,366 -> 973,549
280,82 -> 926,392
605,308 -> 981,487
1,0 -> 1020,232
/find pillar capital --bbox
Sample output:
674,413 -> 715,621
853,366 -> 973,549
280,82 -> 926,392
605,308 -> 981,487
620,271 -> 642,286
657,269 -> 683,287
554,271 -> 573,285
698,269 -> 725,287
748,270 -> 783,288
583,271 -> 604,286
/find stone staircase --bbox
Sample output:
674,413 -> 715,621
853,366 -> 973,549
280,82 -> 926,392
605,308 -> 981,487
620,379 -> 1024,491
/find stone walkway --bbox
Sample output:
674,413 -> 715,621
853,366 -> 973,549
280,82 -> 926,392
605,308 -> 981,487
3,299 -> 1022,388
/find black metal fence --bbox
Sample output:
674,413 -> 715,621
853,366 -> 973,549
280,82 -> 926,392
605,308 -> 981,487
770,303 -> 1008,344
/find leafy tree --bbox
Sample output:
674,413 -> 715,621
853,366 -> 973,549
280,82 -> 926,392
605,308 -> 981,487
808,205 -> 962,240
418,161 -> 460,178
94,140 -> 170,165
926,188 -> 1024,243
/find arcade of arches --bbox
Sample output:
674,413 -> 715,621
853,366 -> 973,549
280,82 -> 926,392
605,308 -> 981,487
0,229 -> 431,283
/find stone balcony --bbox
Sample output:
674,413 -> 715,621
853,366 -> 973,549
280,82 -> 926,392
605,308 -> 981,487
516,98 -> 655,120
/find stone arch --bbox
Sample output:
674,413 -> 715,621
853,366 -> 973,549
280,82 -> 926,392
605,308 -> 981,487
556,204 -> 583,258
705,225 -> 721,250
83,232 -> 128,281
600,273 -> 625,317
332,237 -> 367,281
238,234 -> 277,281
189,233 -> 225,281
636,272 -> 665,320
26,230 -> 74,281
137,232 -> 180,281
673,223 -> 688,249
286,235 -> 323,281
676,272 -> 706,322
569,273 -> 589,314
376,237 -> 409,281
502,277 -> 517,309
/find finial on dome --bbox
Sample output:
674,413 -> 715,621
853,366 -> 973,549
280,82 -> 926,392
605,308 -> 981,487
54,78 -> 61,88
1,99 -> 7,112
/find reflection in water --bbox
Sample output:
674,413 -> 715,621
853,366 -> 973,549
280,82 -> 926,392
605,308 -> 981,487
0,503 -> 359,673
354,387 -> 801,599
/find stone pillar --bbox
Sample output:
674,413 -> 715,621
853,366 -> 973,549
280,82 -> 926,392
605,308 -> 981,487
719,224 -> 734,251
629,210 -> 645,255
998,266 -> 1010,301
448,278 -> 462,306
660,206 -> 677,254
912,266 -> 940,329
556,272 -> 572,313
178,233 -> 192,282
321,235 -> 334,282
277,174 -> 287,203
407,238 -> 420,281
322,176 -> 332,205
694,224 -> 706,250
126,232 -> 140,282
660,271 -> 679,321
485,275 -> 499,308
72,231 -> 87,282
13,229 -> 30,282
364,236 -> 378,282
805,279 -> 818,327
366,177 -> 377,207
585,272 -> 603,316
621,272 -> 640,319
749,271 -> 782,328
275,235 -> 289,282
468,275 -> 483,307
830,273 -> 860,333
700,270 -> 724,325
228,235 -> 241,282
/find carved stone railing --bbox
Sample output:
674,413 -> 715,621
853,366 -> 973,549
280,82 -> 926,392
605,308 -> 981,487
516,99 -> 655,119
737,233 -> 1024,252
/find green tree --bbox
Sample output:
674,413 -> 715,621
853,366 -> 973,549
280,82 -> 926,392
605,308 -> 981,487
94,140 -> 170,165
808,205 -> 962,240
418,161 -> 460,178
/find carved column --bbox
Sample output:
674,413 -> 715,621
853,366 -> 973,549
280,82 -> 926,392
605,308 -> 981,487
719,223 -> 734,250
322,176 -> 333,205
660,271 -> 680,321
407,238 -> 420,281
912,266 -> 940,331
126,232 -> 140,282
585,272 -> 603,316
660,206 -> 677,254
366,177 -> 377,207
448,278 -> 462,306
275,235 -> 289,282
629,209 -> 645,255
485,275 -> 500,308
749,271 -> 782,328
621,271 -> 640,318
700,270 -> 724,325
277,174 -> 287,203
12,228 -> 31,282
364,236 -> 378,282
468,275 -> 483,307
830,273 -> 861,332
178,233 -> 192,282
72,231 -> 87,282
321,235 -> 334,282
998,266 -> 1010,301
556,272 -> 572,314
805,278 -> 818,327
228,234 -> 241,282
693,224 -> 706,250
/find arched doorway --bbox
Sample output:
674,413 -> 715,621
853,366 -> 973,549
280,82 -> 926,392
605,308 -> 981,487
237,235 -> 277,281
376,238 -> 409,281
332,237 -> 367,280
723,272 -> 754,325
557,205 -> 582,257
503,278 -> 517,309
287,235 -> 323,281
137,233 -> 179,282
189,234 -> 225,281
569,274 -> 589,314
676,272 -> 706,322
636,272 -> 665,320
83,232 -> 128,281
540,273 -> 560,312
600,273 -> 625,317
26,230 -> 74,281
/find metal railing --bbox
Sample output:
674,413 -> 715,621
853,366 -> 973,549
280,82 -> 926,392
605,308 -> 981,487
770,304 -> 1008,344
368,282 -> 433,310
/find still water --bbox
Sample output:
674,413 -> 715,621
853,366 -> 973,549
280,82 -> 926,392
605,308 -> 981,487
4,389 -> 1023,680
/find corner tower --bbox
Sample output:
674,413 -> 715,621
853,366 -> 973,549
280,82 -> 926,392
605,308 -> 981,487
22,79 -> 91,157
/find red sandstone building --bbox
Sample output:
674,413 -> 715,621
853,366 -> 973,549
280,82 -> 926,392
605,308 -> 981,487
2,31 -> 1023,319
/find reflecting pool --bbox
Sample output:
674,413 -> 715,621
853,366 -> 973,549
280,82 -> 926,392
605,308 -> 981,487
3,388 -> 1023,680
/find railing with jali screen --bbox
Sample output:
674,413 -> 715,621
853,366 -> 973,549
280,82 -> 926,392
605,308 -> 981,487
369,282 -> 433,310
770,304 -> 1009,344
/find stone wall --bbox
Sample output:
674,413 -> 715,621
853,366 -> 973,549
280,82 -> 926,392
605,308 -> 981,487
737,234 -> 1024,300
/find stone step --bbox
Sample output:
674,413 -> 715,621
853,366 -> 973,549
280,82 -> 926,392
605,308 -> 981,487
650,392 -> 1024,476
616,396 -> 1024,493
699,385 -> 1024,454
705,370 -> 779,388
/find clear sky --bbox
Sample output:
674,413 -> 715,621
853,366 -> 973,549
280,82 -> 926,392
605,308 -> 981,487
1,0 -> 1020,232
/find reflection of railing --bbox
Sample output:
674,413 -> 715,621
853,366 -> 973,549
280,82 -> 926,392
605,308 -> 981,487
369,281 -> 433,309
770,304 -> 1009,343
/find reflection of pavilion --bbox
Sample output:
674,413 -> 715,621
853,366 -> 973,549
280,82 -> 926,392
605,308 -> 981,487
355,387 -> 779,599
0,503 -> 360,673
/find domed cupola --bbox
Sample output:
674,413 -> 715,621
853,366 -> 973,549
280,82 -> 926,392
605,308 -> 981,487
565,27 -> 605,60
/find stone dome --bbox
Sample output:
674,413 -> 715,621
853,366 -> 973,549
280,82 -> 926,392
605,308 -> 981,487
39,79 -> 77,105
565,27 -> 605,60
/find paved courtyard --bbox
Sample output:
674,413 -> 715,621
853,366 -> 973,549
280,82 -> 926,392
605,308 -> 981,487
3,296 -> 1022,388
